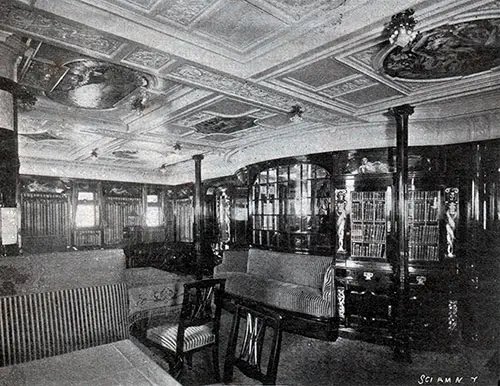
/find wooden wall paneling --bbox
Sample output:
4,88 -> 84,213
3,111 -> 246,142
20,192 -> 69,253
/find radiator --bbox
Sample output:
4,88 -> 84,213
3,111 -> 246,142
0,283 -> 129,367
74,229 -> 102,247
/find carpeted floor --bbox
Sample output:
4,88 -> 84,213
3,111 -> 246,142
135,310 -> 499,386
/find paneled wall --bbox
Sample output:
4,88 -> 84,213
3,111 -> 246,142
21,192 -> 70,253
103,196 -> 141,246
19,177 -> 195,253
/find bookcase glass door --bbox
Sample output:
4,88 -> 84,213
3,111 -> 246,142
251,163 -> 332,254
408,190 -> 441,262
350,190 -> 388,259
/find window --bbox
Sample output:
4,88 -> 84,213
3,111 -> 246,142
75,192 -> 99,228
145,194 -> 161,227
251,163 -> 332,254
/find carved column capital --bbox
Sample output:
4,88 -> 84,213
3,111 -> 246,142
392,104 -> 415,118
192,154 -> 204,162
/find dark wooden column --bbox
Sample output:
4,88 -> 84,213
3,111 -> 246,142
193,154 -> 204,279
392,104 -> 414,362
0,33 -> 27,256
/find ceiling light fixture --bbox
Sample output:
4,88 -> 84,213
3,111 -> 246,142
159,163 -> 168,174
387,9 -> 418,47
288,104 -> 304,123
173,142 -> 182,151
90,148 -> 98,158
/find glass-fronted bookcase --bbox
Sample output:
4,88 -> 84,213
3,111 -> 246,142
250,163 -> 332,254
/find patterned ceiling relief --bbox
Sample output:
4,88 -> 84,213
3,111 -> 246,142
156,0 -> 216,25
264,0 -> 345,21
122,0 -> 158,10
194,0 -> 284,50
382,19 -> 500,80
176,112 -> 215,127
319,76 -> 377,98
194,116 -> 257,134
170,64 -> 354,123
123,49 -> 171,69
46,60 -> 146,109
0,2 -> 122,55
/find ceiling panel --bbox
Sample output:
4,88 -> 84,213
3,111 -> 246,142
193,0 -> 285,50
283,57 -> 359,88
337,84 -> 404,106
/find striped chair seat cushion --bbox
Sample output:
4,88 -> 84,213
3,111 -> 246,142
217,272 -> 332,317
147,324 -> 215,353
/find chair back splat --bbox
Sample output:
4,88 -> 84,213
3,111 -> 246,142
146,278 -> 225,381
224,305 -> 283,385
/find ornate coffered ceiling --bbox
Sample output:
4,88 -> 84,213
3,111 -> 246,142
1,0 -> 499,185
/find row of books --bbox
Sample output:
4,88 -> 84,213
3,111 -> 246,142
351,223 -> 386,242
351,242 -> 385,258
409,245 -> 440,261
351,191 -> 386,201
409,225 -> 439,244
408,201 -> 439,222
408,191 -> 439,201
351,201 -> 386,221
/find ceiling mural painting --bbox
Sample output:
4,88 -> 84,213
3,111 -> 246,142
194,116 -> 257,134
46,60 -> 147,109
382,18 -> 500,80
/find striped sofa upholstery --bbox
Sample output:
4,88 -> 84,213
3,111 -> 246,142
215,249 -> 334,318
0,283 -> 129,367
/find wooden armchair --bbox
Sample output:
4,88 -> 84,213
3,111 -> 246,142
146,278 -> 226,381
223,304 -> 284,385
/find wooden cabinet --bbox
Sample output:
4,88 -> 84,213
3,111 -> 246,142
333,171 -> 461,350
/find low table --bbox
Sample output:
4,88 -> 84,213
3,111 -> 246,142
0,340 -> 181,386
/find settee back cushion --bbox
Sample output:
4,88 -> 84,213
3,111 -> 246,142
247,249 -> 332,289
0,283 -> 129,367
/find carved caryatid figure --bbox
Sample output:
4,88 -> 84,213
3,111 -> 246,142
336,189 -> 347,252
445,188 -> 459,258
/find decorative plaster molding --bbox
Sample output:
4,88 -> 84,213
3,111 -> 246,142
265,0 -> 344,21
320,76 -> 377,97
156,0 -> 216,25
121,0 -> 157,10
123,48 -> 171,69
350,45 -> 385,68
170,64 -> 354,124
176,111 -> 214,127
459,0 -> 500,14
0,1 -> 122,55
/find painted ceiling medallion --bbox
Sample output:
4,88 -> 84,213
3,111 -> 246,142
382,19 -> 500,80
46,60 -> 145,109
194,116 -> 257,134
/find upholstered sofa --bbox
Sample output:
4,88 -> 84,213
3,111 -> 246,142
214,248 -> 338,341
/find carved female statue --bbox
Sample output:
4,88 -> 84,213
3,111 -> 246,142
336,190 -> 347,253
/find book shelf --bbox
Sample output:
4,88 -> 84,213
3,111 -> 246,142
408,190 -> 440,261
350,191 -> 386,259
